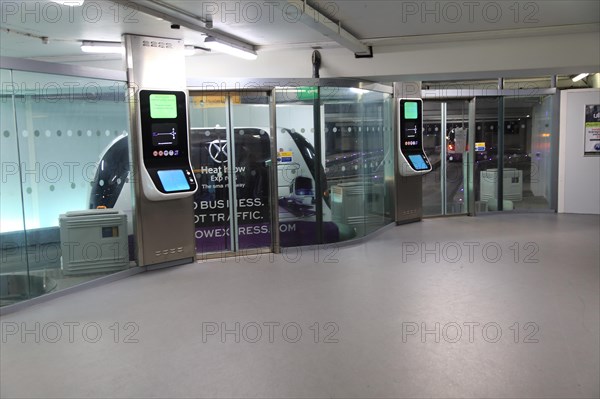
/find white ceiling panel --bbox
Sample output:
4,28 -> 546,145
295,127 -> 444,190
331,0 -> 600,38
0,0 -> 598,60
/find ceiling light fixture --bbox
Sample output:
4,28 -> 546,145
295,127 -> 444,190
80,41 -> 125,54
203,37 -> 257,60
184,45 -> 210,56
572,73 -> 590,82
52,0 -> 85,6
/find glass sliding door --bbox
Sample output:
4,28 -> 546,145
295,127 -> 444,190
445,100 -> 470,215
189,92 -> 230,254
274,88 -> 320,246
230,93 -> 272,251
501,95 -> 555,211
422,100 -> 471,217
474,97 -> 501,212
189,91 -> 272,256
422,101 -> 443,216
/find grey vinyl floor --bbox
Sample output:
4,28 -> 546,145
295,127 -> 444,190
1,213 -> 599,399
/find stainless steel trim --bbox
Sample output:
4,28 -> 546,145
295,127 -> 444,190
187,78 -> 393,94
392,85 -> 400,222
550,91 -> 560,211
197,247 -> 272,261
269,92 -> 281,254
497,97 -> 505,211
124,35 -> 145,267
225,95 -> 238,252
422,88 -> 557,99
467,98 -> 476,215
441,103 -> 447,215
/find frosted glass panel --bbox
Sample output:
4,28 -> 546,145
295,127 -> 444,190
11,71 -> 129,230
1,69 -> 134,307
1,69 -> 25,232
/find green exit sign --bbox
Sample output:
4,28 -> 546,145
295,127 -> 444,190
296,87 -> 318,100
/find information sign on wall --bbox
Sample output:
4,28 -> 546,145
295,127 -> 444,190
584,104 -> 600,155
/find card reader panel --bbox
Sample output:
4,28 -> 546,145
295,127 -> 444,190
138,90 -> 197,200
398,98 -> 432,176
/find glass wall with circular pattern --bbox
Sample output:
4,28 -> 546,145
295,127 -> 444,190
0,69 -> 136,307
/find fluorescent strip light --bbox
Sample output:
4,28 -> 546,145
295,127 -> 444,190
52,0 -> 85,6
203,37 -> 257,60
184,45 -> 210,56
81,41 -> 124,54
572,73 -> 590,82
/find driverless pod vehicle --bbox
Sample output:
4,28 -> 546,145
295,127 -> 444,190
90,127 -> 355,250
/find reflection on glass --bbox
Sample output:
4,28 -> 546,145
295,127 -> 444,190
1,68 -> 32,306
275,89 -> 321,246
189,93 -> 230,254
422,101 -> 443,216
474,95 -> 555,213
322,87 -> 393,239
445,100 -> 469,215
502,96 -> 554,211
274,87 -> 394,246
474,96 -> 501,212
230,96 -> 272,251
1,70 -> 134,306
422,100 -> 469,216
189,92 -> 272,255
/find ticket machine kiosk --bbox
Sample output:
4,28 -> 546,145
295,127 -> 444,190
124,34 -> 197,268
398,98 -> 432,176
138,90 -> 197,200
394,83 -> 432,225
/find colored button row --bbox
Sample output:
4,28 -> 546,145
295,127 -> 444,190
153,150 -> 179,157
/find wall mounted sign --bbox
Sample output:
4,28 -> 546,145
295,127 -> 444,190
584,104 -> 600,155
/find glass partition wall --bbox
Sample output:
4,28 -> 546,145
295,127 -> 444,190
502,95 -> 555,211
474,95 -> 556,212
3,69 -> 558,307
0,68 -> 136,307
188,84 -> 395,256
274,86 -> 394,247
423,89 -> 558,216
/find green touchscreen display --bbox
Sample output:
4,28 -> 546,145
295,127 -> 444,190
404,101 -> 418,120
150,94 -> 177,119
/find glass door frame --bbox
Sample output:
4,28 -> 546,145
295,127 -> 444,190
188,89 -> 280,257
422,87 -> 558,215
422,99 -> 474,217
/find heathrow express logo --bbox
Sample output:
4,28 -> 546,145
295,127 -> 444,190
208,139 -> 228,164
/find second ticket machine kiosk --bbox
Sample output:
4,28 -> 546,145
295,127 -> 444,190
397,98 -> 432,176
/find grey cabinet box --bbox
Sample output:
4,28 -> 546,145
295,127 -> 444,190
59,210 -> 129,276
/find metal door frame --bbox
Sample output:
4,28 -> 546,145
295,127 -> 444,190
422,99 -> 472,217
188,89 -> 279,257
423,88 -> 558,216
